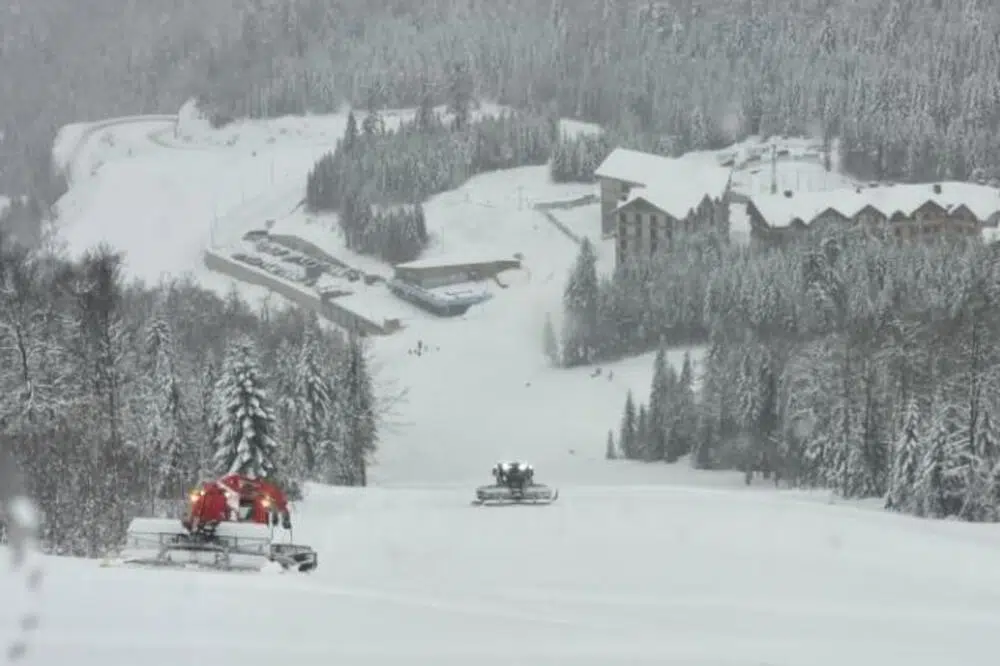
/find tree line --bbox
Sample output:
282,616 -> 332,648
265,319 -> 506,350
305,99 -> 553,263
0,234 -> 379,557
8,0 -> 995,245
559,236 -> 721,367
559,229 -> 1000,522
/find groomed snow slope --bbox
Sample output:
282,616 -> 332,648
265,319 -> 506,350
35,108 -> 999,665
5,482 -> 1000,665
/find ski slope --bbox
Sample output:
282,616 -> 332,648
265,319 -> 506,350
5,483 -> 1000,665
18,104 -> 998,665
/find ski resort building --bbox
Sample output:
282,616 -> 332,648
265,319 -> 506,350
594,148 -> 733,267
388,256 -> 521,317
746,182 -> 1000,247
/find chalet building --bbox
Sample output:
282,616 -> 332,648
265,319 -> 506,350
594,148 -> 733,266
746,182 -> 1000,247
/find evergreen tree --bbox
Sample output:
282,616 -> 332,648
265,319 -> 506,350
211,338 -> 280,479
414,203 -> 429,244
636,404 -> 649,459
646,348 -> 670,461
886,399 -> 922,512
143,315 -> 186,503
605,430 -> 618,460
620,390 -> 637,460
447,61 -> 473,131
294,333 -> 333,476
415,80 -> 437,133
561,238 -> 600,366
343,112 -> 359,152
339,334 -> 377,486
675,352 -> 697,457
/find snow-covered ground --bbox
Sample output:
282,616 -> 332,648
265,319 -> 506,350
25,106 -> 991,665
5,481 -> 1000,665
46,104 -> 873,483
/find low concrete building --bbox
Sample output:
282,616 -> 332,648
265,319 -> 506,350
392,256 -> 521,288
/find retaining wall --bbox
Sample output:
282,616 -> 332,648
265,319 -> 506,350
203,250 -> 397,336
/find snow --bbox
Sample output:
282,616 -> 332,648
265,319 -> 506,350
594,147 -> 692,185
394,255 -> 520,270
613,162 -> 732,220
32,110 -> 1000,665
6,481 -> 1000,665
749,182 -> 1000,228
558,118 -> 603,140
333,287 -> 415,325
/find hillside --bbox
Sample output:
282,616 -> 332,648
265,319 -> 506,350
5,0 -> 1000,248
49,103 -> 865,481
3,482 -> 999,664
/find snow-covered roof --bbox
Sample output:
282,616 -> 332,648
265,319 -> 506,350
613,170 -> 732,220
594,148 -> 680,185
394,254 -> 520,270
748,182 -> 1000,229
596,148 -> 732,220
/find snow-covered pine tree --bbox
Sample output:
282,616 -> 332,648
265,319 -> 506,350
294,333 -> 332,477
605,430 -> 617,460
561,238 -> 600,366
143,315 -> 186,505
885,398 -> 922,513
197,350 -> 221,477
338,334 -> 377,486
676,351 -> 697,455
414,203 -> 428,244
646,348 -> 669,461
211,337 -> 280,479
975,403 -> 1000,518
415,82 -> 437,133
619,390 -> 637,459
915,392 -> 965,518
636,404 -> 649,459
343,111 -> 359,152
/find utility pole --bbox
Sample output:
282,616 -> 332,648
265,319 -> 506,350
770,144 -> 778,195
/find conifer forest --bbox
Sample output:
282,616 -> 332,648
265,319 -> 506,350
561,231 -> 1000,522
0,238 -> 378,554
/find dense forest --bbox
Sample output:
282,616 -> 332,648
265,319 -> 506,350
0,233 -> 379,556
305,99 -> 553,262
3,0 -> 1000,242
562,230 -> 1000,522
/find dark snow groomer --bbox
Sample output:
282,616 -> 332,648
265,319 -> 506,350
473,460 -> 558,505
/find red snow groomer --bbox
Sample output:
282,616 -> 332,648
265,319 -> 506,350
114,473 -> 317,573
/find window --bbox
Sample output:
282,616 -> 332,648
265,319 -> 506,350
650,224 -> 658,255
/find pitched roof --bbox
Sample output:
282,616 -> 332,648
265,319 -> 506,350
594,148 -> 680,184
748,182 -> 1000,229
596,148 -> 732,219
615,177 -> 731,220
